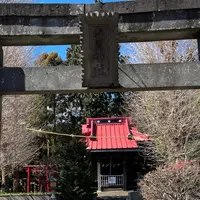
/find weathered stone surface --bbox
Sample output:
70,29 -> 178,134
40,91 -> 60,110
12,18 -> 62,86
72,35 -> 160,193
0,65 -> 84,94
85,0 -> 200,14
0,16 -> 80,45
0,4 -> 84,16
119,62 -> 200,90
118,9 -> 200,42
1,62 -> 200,94
79,12 -> 119,88
0,46 -> 3,152
0,2 -> 200,45
1,9 -> 200,45
0,0 -> 199,16
86,0 -> 200,14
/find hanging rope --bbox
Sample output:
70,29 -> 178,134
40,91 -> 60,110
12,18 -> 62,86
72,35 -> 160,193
26,128 -> 136,139
27,128 -> 86,138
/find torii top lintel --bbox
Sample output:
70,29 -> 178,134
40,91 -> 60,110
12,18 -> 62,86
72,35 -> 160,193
0,0 -> 200,46
0,0 -> 199,16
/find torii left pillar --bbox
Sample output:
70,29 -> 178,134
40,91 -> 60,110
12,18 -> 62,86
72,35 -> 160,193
0,45 -> 5,186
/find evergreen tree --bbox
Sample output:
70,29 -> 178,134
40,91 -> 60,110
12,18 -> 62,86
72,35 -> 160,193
27,52 -> 62,161
57,138 -> 95,200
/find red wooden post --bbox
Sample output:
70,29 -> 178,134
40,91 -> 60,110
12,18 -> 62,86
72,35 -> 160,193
27,167 -> 31,193
46,169 -> 50,192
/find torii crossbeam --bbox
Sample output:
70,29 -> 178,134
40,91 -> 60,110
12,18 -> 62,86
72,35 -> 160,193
0,0 -> 200,94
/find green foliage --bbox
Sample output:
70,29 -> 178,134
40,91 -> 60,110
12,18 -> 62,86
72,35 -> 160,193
29,44 -> 127,197
57,138 -> 95,200
28,53 -> 63,162
66,45 -> 82,65
34,52 -> 62,67
82,92 -> 122,117
55,92 -> 123,134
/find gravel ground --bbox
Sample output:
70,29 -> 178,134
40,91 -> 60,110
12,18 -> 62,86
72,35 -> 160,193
97,190 -> 128,197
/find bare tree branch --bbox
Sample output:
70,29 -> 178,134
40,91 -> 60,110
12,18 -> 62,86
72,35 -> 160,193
123,40 -> 200,164
0,0 -> 39,169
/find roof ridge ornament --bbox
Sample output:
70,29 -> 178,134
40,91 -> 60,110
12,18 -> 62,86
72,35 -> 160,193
79,12 -> 119,88
127,132 -> 134,140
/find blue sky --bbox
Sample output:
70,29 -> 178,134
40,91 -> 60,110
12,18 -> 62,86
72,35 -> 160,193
34,0 -> 126,60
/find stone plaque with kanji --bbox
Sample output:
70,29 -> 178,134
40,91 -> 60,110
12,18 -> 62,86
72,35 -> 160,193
79,12 -> 119,88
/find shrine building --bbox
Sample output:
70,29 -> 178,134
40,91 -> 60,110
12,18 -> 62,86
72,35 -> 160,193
82,117 -> 151,191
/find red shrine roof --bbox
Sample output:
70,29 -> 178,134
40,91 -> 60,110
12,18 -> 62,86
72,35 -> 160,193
82,117 -> 150,151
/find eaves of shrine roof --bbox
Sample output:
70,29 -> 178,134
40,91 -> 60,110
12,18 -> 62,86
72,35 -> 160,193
82,117 -> 150,151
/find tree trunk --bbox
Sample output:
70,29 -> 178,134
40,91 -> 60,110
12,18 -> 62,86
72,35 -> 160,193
13,170 -> 20,192
1,167 -> 6,191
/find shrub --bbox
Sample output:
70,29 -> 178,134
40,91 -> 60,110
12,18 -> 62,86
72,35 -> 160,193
139,161 -> 200,200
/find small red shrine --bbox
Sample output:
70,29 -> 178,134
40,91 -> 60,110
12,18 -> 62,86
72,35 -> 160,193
82,117 -> 151,191
24,165 -> 57,193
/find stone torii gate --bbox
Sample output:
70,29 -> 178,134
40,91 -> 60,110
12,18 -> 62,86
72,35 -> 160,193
1,0 -> 200,94
0,0 -> 200,134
